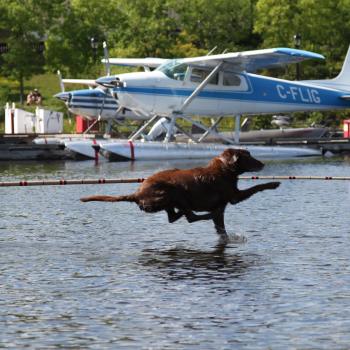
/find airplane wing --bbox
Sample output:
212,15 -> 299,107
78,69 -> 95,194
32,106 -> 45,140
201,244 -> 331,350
101,57 -> 167,68
181,48 -> 325,72
62,79 -> 98,86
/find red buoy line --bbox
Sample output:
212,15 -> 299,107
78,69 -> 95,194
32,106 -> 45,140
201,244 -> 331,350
240,175 -> 350,180
0,176 -> 350,187
0,178 -> 145,187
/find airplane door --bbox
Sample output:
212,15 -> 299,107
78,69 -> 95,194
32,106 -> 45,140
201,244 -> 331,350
217,72 -> 250,115
153,63 -> 189,114
182,67 -> 219,115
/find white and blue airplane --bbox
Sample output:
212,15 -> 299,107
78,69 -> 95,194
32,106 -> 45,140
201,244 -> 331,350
95,46 -> 350,143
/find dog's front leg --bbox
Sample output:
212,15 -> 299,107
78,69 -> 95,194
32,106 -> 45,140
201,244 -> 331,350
230,182 -> 280,204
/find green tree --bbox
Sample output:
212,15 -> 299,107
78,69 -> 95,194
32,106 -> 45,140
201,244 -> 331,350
254,0 -> 350,79
297,0 -> 350,78
108,0 -> 184,58
107,0 -> 259,59
177,0 -> 259,53
0,0 -> 46,103
45,0 -> 126,76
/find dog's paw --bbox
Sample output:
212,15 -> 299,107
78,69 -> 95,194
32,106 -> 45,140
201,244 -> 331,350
228,233 -> 247,244
80,197 -> 90,202
265,181 -> 281,190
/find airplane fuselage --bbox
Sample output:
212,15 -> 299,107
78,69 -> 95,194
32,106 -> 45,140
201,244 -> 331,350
69,88 -> 118,120
111,69 -> 350,116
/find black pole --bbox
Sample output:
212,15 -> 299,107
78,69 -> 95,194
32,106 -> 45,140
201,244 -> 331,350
90,37 -> 98,62
294,33 -> 301,80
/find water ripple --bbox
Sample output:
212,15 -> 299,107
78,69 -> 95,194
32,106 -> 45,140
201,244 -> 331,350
1,158 -> 350,349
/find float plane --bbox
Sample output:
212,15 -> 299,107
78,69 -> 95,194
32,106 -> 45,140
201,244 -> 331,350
96,46 -> 350,145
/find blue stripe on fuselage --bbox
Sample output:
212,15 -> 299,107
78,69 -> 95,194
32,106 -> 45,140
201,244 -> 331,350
69,104 -> 117,111
71,97 -> 117,105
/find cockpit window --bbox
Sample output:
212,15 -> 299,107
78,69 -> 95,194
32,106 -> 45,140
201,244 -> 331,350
190,68 -> 218,85
157,59 -> 188,81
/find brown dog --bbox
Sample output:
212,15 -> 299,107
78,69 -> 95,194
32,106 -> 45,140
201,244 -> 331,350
80,148 -> 280,241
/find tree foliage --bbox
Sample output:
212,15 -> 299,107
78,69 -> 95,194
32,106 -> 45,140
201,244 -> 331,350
0,0 -> 47,102
1,0 -> 350,107
255,0 -> 350,78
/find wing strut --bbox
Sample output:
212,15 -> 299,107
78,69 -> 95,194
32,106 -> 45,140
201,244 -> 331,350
165,62 -> 224,142
175,61 -> 224,114
234,115 -> 241,144
198,116 -> 224,142
129,114 -> 160,141
180,115 -> 235,145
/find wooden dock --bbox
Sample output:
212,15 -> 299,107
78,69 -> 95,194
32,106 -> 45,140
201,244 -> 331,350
176,129 -> 350,155
0,134 -> 76,160
230,135 -> 350,155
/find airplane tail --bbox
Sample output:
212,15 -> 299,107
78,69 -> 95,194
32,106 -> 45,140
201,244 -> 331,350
330,46 -> 350,87
307,46 -> 350,92
80,194 -> 136,203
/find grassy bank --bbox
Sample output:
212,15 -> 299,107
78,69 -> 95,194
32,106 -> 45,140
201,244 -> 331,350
0,73 -> 70,133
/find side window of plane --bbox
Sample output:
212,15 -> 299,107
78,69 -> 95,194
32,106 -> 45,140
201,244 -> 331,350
222,72 -> 249,91
190,68 -> 219,85
223,73 -> 241,86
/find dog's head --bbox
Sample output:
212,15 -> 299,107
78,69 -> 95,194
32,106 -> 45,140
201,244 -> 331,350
218,148 -> 264,175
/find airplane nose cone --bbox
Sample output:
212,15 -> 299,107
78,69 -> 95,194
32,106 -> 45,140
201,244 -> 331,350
96,76 -> 125,88
54,91 -> 71,102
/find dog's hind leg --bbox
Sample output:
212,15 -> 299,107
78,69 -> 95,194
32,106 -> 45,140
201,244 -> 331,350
167,208 -> 213,224
166,208 -> 184,223
184,211 -> 215,223
212,210 -> 229,242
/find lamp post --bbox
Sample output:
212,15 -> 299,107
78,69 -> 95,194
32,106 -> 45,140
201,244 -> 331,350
90,37 -> 98,62
294,33 -> 301,80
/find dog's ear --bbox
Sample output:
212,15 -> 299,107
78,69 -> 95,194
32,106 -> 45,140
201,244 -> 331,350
220,149 -> 239,167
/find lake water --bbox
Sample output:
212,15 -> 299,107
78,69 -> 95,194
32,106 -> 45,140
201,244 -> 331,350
1,155 -> 350,349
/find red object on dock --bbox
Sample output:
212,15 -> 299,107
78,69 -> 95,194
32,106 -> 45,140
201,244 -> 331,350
76,116 -> 99,133
344,119 -> 350,138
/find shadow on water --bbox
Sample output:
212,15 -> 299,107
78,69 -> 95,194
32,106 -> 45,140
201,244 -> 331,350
139,243 -> 255,281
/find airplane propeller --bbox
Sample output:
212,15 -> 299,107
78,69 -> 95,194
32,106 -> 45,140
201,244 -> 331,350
96,76 -> 124,88
54,91 -> 72,104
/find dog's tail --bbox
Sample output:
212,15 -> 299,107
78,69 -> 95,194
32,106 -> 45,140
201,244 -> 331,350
80,194 -> 136,203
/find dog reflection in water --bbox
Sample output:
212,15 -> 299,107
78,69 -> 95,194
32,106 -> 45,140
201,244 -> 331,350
140,244 -> 252,281
81,148 -> 280,243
